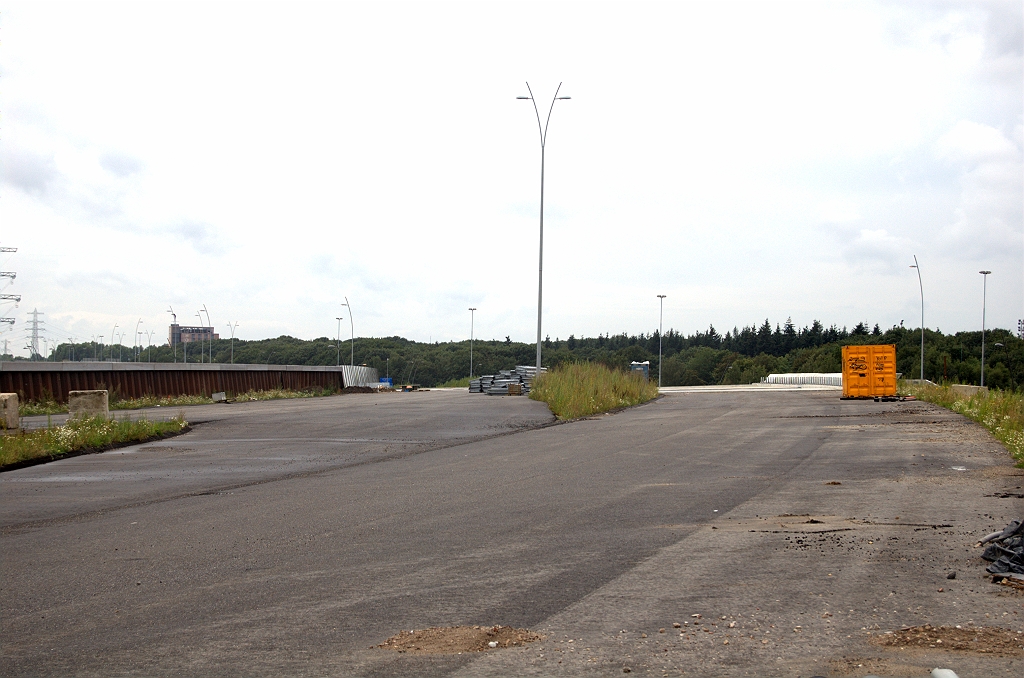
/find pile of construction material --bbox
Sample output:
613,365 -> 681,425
470,366 -> 546,396
981,518 -> 1024,582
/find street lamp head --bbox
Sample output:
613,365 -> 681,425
980,270 -> 991,275
468,307 -> 477,311
557,96 -> 571,100
657,294 -> 666,299
516,96 -> 531,100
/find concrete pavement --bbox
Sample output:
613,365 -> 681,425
1,389 -> 1020,677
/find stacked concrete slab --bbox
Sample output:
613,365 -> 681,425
470,366 -> 546,396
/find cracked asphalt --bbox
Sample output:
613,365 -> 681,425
1,388 -> 1021,677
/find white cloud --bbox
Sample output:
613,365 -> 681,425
0,0 -> 1020,357
935,120 -> 1020,163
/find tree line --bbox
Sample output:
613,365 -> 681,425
32,319 -> 1024,390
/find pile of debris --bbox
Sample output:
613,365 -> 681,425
980,518 -> 1024,582
470,366 -> 546,396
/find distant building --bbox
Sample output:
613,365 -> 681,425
169,323 -> 219,345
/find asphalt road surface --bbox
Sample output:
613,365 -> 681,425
2,389 -> 1021,677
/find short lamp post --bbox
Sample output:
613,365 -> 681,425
468,307 -> 477,378
657,294 -> 666,388
980,270 -> 991,387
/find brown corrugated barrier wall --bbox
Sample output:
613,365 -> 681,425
0,364 -> 345,402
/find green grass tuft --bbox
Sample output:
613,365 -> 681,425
1,415 -> 189,469
902,382 -> 1024,467
529,362 -> 660,420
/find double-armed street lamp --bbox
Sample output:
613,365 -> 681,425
109,324 -> 118,362
468,307 -> 477,378
910,256 -> 924,380
227,321 -> 239,364
518,82 -> 570,371
980,270 -> 991,387
134,318 -> 143,362
657,295 -> 666,388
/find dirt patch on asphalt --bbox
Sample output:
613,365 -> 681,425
874,624 -> 1024,656
377,625 -> 542,654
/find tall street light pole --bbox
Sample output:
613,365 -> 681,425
201,304 -> 211,362
657,295 -> 666,388
134,318 -> 143,363
518,82 -> 570,372
468,307 -> 477,378
910,256 -> 924,380
109,324 -> 118,362
227,321 -> 239,364
196,313 -> 204,363
167,307 -> 177,363
335,317 -> 343,366
340,297 -> 354,366
980,270 -> 991,387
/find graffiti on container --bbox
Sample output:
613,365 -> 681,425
848,357 -> 867,371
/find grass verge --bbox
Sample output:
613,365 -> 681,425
529,361 -> 660,420
902,382 -> 1024,467
1,415 -> 190,470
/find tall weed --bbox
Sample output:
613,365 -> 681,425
530,362 -> 659,420
903,382 -> 1024,466
0,415 -> 189,468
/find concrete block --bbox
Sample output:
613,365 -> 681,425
950,384 -> 988,397
68,390 -> 109,418
0,393 -> 19,430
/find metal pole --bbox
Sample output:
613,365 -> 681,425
336,317 -> 343,366
980,270 -> 991,387
196,313 -> 204,363
519,82 -> 570,372
657,295 -> 666,388
110,324 -> 117,362
911,256 -> 924,380
469,307 -> 477,378
134,318 -> 143,362
344,299 -> 356,368
168,307 -> 177,363
227,322 -> 239,364
201,305 -> 211,362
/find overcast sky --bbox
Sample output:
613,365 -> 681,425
1,0 -> 1021,357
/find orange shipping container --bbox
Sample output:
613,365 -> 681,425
842,344 -> 897,399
